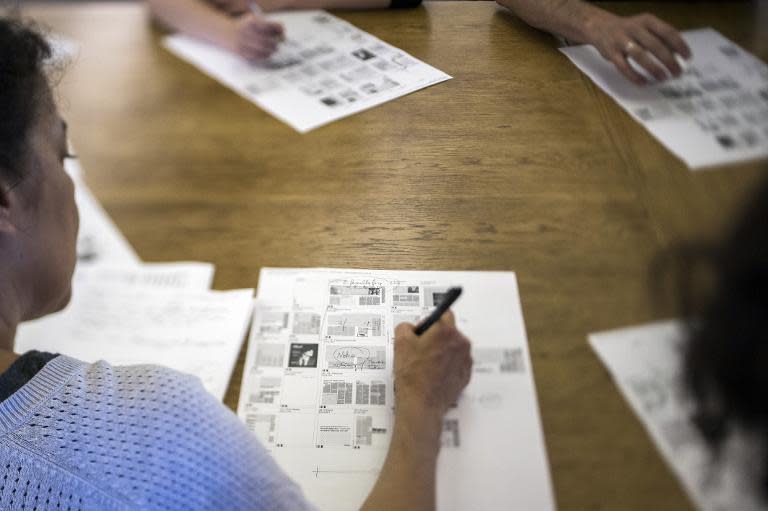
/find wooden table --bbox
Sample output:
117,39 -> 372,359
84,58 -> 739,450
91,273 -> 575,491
24,2 -> 768,510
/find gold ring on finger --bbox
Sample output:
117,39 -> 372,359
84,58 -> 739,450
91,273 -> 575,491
623,40 -> 639,54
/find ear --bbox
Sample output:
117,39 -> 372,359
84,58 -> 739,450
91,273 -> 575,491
0,182 -> 17,235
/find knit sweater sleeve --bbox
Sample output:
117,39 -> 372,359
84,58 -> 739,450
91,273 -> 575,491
171,370 -> 319,511
0,357 -> 318,511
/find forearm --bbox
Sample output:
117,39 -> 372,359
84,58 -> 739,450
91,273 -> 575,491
360,406 -> 442,511
496,0 -> 612,43
147,0 -> 237,49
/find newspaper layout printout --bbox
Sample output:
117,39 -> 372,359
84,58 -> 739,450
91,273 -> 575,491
238,268 -> 555,511
163,11 -> 451,132
16,279 -> 253,402
561,28 -> 768,169
589,320 -> 764,511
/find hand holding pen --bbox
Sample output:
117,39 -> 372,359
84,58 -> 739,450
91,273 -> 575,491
230,1 -> 284,61
391,287 -> 472,417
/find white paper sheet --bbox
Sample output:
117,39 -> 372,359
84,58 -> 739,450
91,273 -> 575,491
65,158 -> 140,265
46,33 -> 80,66
163,11 -> 451,132
589,320 -> 764,511
35,158 -> 243,399
561,28 -> 768,169
237,267 -> 555,510
16,285 -> 253,401
72,262 -> 215,291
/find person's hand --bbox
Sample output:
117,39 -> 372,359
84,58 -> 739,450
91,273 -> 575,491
585,11 -> 692,85
228,13 -> 284,60
393,310 -> 472,419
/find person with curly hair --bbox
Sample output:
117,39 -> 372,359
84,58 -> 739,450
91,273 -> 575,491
678,176 -> 768,499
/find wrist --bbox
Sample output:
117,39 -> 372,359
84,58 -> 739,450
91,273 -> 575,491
576,6 -> 613,44
393,401 -> 444,453
215,18 -> 239,53
208,16 -> 239,53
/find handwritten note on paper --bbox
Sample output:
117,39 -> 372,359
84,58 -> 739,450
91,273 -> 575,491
238,268 -> 555,511
561,28 -> 768,169
589,321 -> 764,511
48,158 -> 245,400
16,287 -> 254,401
163,11 -> 451,133
72,262 -> 215,291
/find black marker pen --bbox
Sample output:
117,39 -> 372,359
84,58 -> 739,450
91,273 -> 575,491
414,287 -> 462,335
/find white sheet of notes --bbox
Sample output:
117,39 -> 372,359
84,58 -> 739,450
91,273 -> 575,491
589,320 -> 764,511
561,28 -> 768,169
238,267 -> 555,511
163,11 -> 451,132
37,160 -> 248,401
16,264 -> 252,401
71,262 -> 215,291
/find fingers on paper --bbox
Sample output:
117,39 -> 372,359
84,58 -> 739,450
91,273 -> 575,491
244,17 -> 284,38
239,34 -> 279,59
607,48 -> 647,85
629,27 -> 681,77
643,14 -> 691,59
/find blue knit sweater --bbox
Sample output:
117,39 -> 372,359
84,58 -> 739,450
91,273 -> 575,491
0,356 -> 316,510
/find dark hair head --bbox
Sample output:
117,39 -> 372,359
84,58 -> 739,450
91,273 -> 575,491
677,176 -> 768,495
0,16 -> 52,187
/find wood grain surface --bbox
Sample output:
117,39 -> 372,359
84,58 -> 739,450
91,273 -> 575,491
22,2 -> 768,509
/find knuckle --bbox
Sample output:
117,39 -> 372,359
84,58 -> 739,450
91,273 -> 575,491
394,323 -> 412,337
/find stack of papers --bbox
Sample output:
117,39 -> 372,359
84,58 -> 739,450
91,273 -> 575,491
238,267 -> 555,510
163,11 -> 451,132
561,28 -> 768,169
15,158 -> 254,400
589,320 -> 764,510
